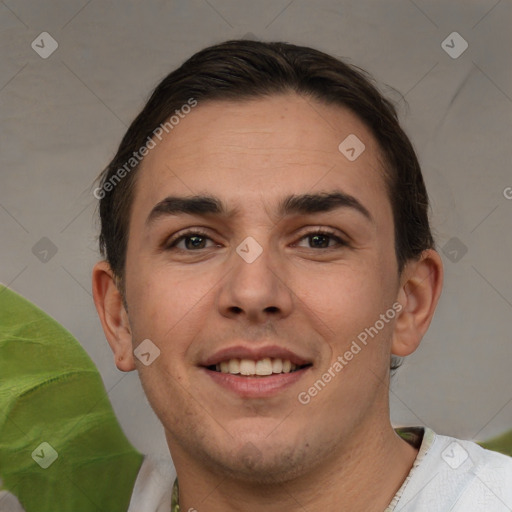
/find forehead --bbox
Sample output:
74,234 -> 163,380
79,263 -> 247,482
133,93 -> 390,223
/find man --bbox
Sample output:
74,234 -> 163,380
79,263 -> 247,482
92,40 -> 512,511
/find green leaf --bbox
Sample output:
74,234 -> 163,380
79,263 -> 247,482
0,285 -> 143,511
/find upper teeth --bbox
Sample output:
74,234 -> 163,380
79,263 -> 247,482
216,358 -> 298,376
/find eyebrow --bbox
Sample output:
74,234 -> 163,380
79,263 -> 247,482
146,190 -> 373,226
146,195 -> 236,225
279,191 -> 373,222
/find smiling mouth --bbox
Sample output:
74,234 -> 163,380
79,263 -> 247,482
206,357 -> 312,377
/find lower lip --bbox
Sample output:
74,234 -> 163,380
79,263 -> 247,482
203,367 -> 310,398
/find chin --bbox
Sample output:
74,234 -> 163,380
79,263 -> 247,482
200,438 -> 316,485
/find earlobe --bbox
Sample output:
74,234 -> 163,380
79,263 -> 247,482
91,261 -> 136,372
391,249 -> 444,358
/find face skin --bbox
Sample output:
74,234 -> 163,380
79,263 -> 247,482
93,93 -> 443,512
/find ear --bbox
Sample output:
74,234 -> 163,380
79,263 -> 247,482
392,249 -> 444,357
92,260 -> 135,372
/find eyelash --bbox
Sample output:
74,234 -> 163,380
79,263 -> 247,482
165,228 -> 348,251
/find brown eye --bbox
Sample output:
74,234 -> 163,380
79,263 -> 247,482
309,234 -> 331,248
166,230 -> 216,251
181,235 -> 209,250
295,230 -> 347,249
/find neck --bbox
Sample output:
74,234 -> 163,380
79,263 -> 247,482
170,421 -> 418,512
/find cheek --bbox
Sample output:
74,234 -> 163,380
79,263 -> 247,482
291,261 -> 386,337
136,354 -> 198,438
126,261 -> 217,343
291,259 -> 397,387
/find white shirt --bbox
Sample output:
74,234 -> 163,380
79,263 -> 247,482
386,427 -> 512,511
128,427 -> 512,512
127,455 -> 176,512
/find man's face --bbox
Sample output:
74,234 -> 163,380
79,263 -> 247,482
124,93 -> 401,481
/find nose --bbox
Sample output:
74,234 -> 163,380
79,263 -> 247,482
216,237 -> 294,324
